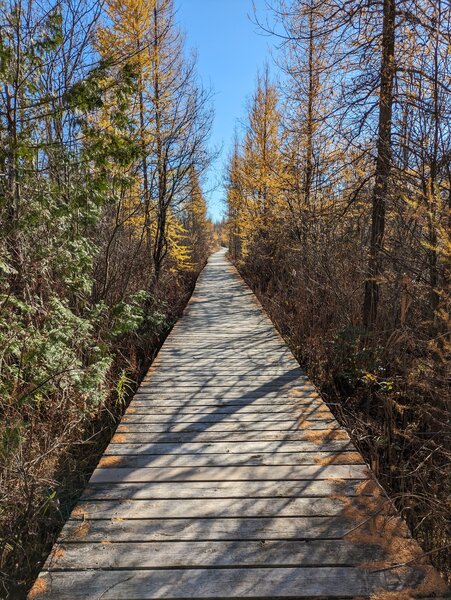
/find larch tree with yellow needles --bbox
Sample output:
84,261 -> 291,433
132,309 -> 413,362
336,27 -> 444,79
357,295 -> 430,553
228,69 -> 284,267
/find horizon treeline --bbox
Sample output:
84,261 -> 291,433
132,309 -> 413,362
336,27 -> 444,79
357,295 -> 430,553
227,0 -> 450,576
0,0 -> 213,594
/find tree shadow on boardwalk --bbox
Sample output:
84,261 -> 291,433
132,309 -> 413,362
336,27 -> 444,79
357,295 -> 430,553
60,369 -> 428,597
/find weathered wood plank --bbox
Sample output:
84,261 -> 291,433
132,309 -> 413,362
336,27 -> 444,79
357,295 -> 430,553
154,349 -> 292,357
59,516 -> 373,542
143,377 -> 307,386
116,420 -> 339,432
147,367 -> 304,373
96,451 -> 364,468
70,496 -> 366,519
132,397 -> 319,406
152,360 -> 298,368
104,440 -> 355,453
131,397 -> 322,405
111,430 -> 351,443
136,384 -> 316,391
45,540 -> 385,570
125,404 -> 324,414
121,411 -> 333,421
136,389 -> 315,396
89,464 -> 369,484
81,479 -> 370,501
137,385 -> 312,393
145,368 -> 304,377
30,566 -> 424,599
135,389 -> 318,396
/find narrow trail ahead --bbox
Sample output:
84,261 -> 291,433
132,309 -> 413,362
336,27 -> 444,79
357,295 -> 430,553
30,249 -> 443,599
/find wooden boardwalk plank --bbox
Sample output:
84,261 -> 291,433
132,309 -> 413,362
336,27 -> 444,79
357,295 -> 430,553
88,464 -> 369,484
110,431 -> 350,443
81,480 -> 369,500
96,450 -> 364,467
103,440 -> 355,453
59,516 -> 369,542
68,496 -> 368,519
45,540 -> 385,570
115,420 -> 339,431
121,412 -> 333,421
125,404 -> 324,413
30,249 -> 443,600
32,567 -> 424,599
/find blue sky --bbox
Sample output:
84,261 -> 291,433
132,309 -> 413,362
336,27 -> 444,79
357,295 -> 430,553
176,0 -> 276,222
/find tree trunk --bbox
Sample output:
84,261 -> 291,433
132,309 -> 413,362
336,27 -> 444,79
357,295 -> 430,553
427,0 -> 441,318
363,0 -> 396,329
304,7 -> 315,210
151,3 -> 165,283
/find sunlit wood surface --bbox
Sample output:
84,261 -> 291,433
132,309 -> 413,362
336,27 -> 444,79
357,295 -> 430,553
30,249 -> 442,599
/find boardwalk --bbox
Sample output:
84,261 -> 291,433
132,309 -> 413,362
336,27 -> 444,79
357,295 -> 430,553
31,249 -> 444,599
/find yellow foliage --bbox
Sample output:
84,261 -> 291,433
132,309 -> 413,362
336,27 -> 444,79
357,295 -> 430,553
227,71 -> 284,259
97,0 -> 156,73
166,211 -> 192,271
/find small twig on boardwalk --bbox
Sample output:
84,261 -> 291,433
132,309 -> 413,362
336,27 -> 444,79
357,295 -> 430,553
342,505 -> 387,537
98,576 -> 133,599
